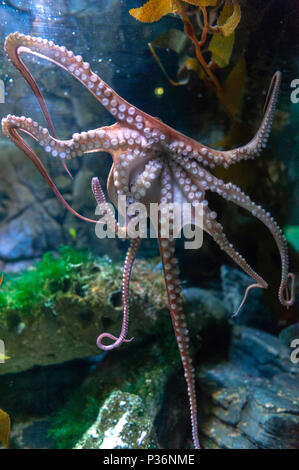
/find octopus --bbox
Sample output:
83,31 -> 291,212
1,32 -> 295,449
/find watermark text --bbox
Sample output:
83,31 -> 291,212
290,338 -> 299,364
290,79 -> 299,104
94,198 -> 204,249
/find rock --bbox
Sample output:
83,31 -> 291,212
0,204 -> 62,260
43,198 -> 66,221
5,418 -> 56,449
0,256 -> 168,374
198,326 -> 299,449
183,286 -> 230,352
279,323 -> 299,348
74,390 -> 158,449
183,287 -> 227,324
230,326 -> 296,377
0,141 -> 66,266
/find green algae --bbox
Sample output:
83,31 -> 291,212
47,392 -> 100,449
0,246 -> 103,324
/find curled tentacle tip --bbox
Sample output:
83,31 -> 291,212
280,272 -> 295,309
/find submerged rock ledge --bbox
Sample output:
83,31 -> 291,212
0,248 -> 170,375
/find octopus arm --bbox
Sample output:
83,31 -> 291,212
4,33 -> 148,132
216,71 -> 282,167
1,115 -> 99,223
216,181 -> 295,308
165,71 -> 281,170
203,208 -> 268,315
157,167 -> 200,449
92,177 -> 141,350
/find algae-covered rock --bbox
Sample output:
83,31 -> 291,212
74,390 -> 158,449
0,247 -> 235,375
46,339 -> 170,449
0,247 -> 168,374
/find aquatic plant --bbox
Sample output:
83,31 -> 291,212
129,0 -> 243,117
1,33 -> 295,449
0,246 -> 90,322
48,393 -> 100,449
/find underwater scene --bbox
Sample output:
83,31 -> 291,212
0,0 -> 298,451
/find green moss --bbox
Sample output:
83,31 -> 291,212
0,246 -> 91,323
48,392 -> 100,449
